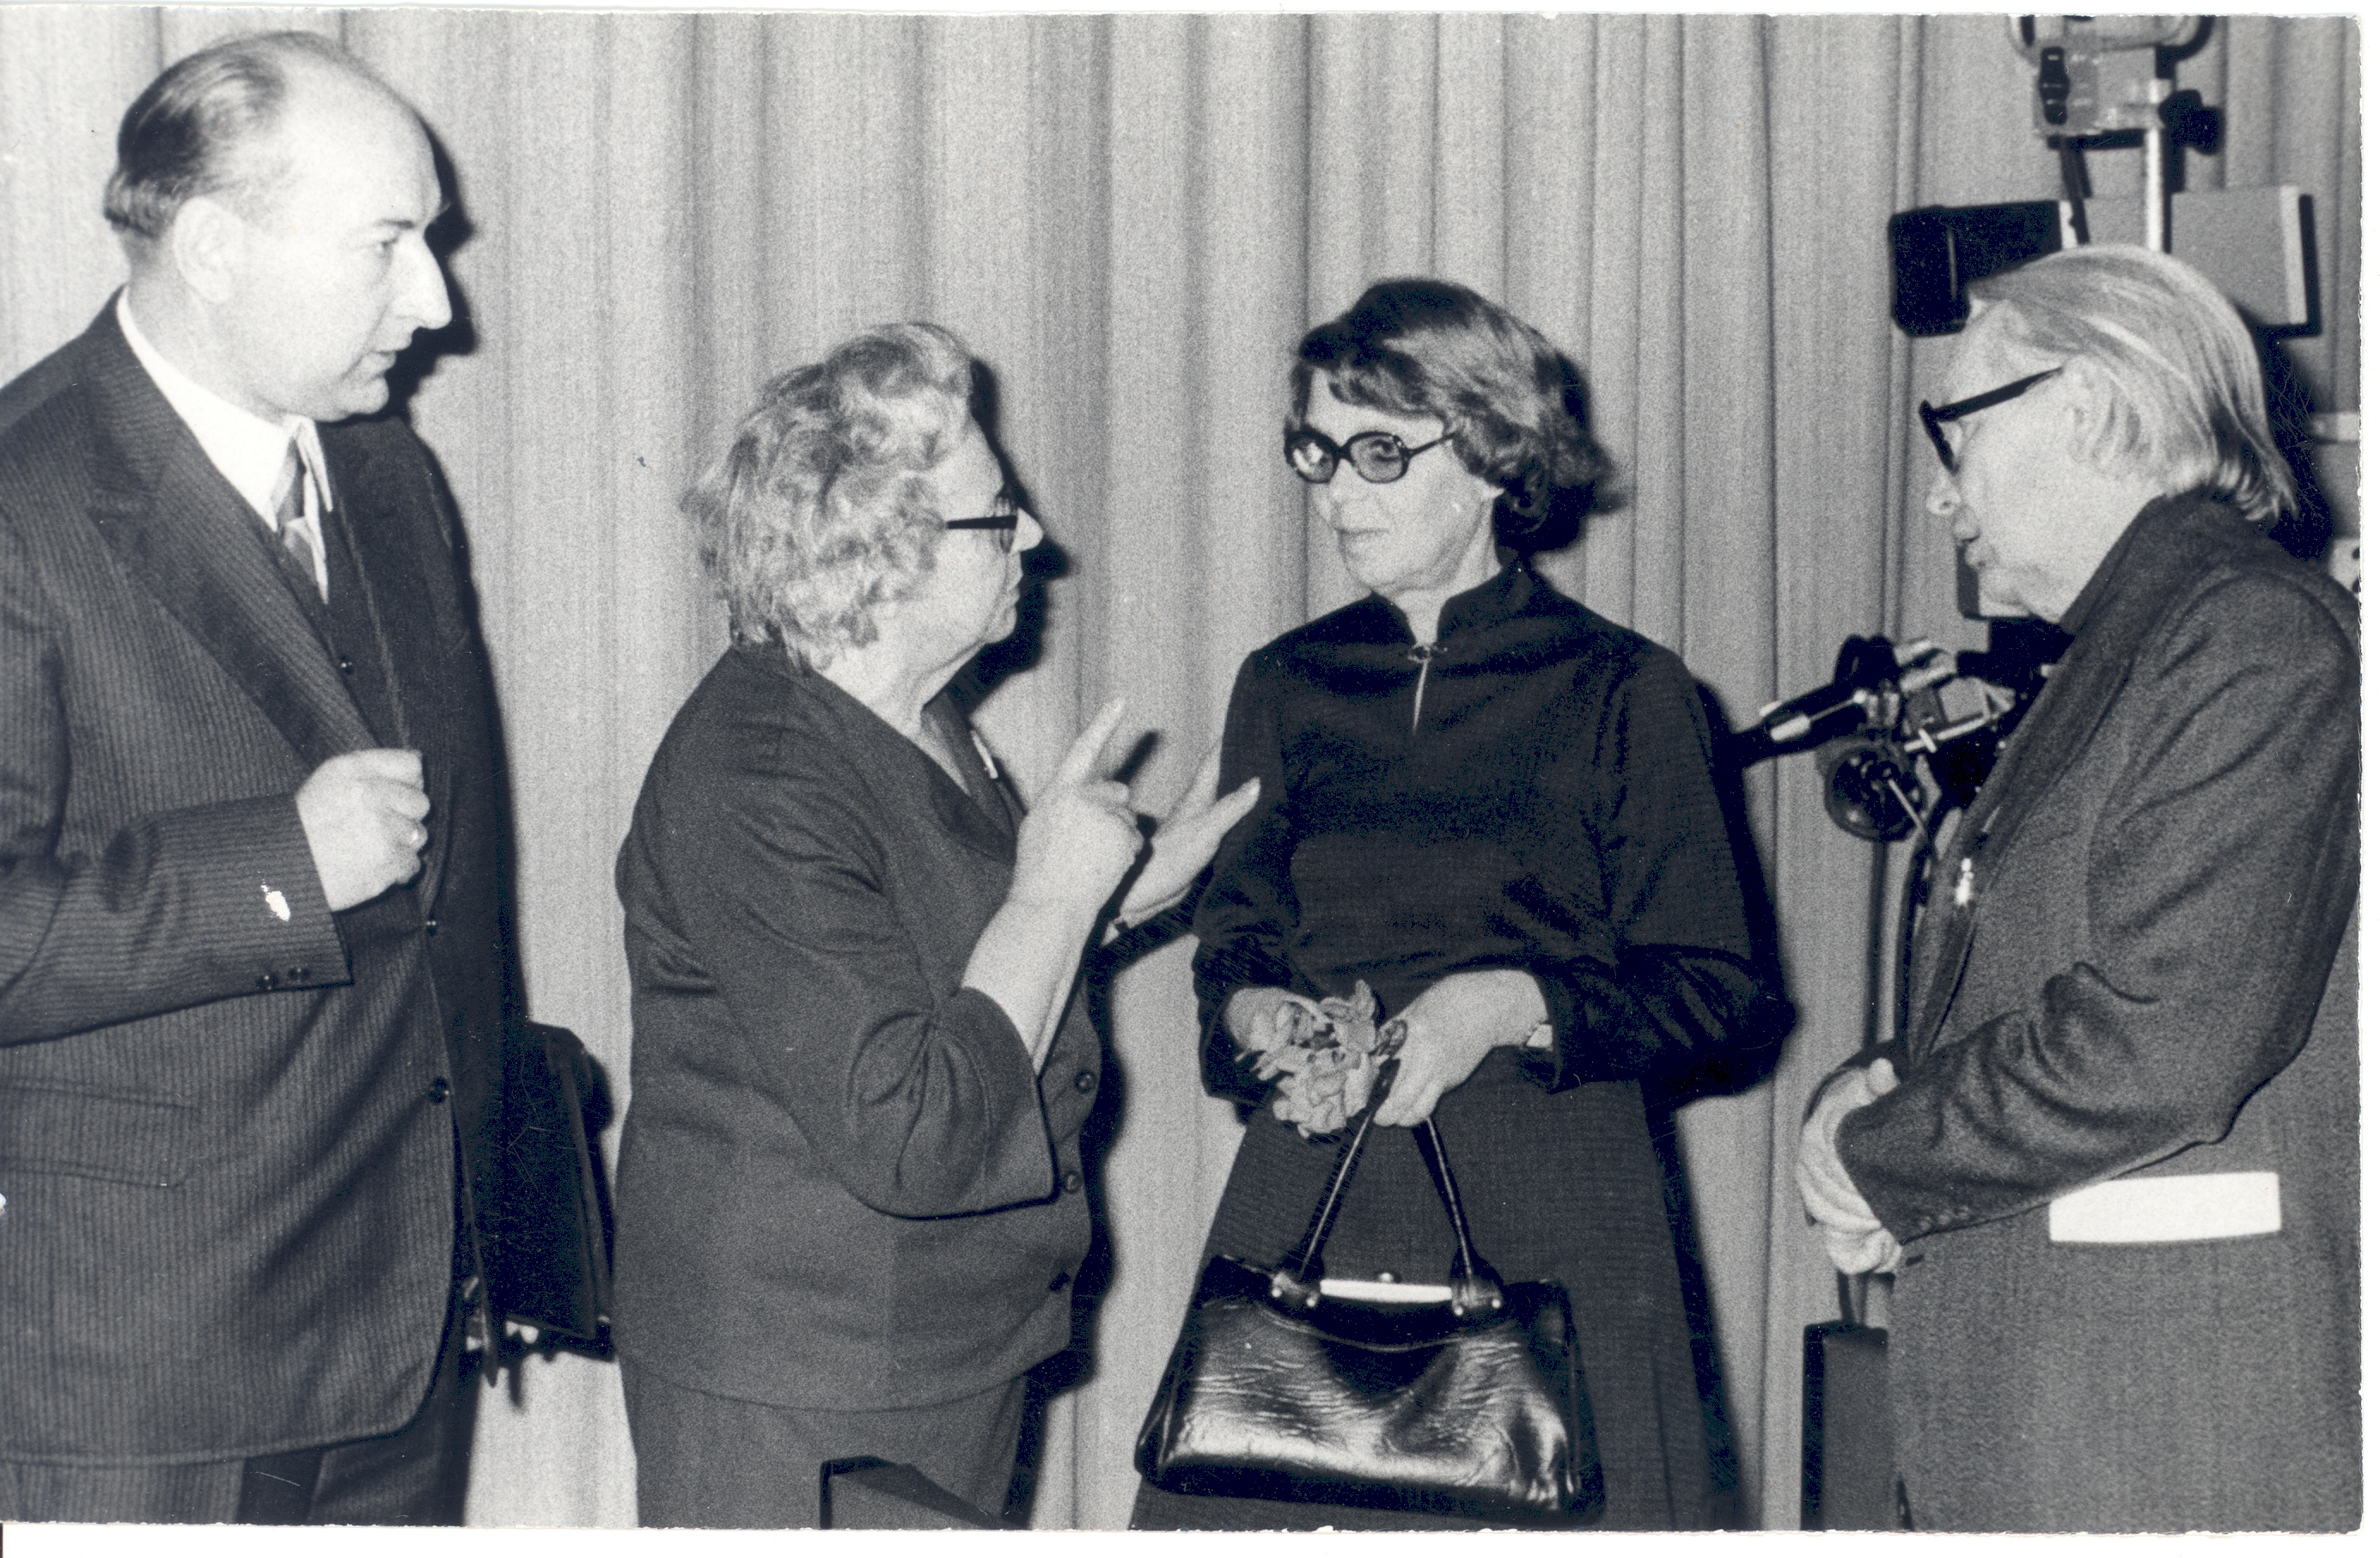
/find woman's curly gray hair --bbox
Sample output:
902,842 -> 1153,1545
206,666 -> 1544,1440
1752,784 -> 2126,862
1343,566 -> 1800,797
1291,278 -> 1606,538
686,322 -> 975,667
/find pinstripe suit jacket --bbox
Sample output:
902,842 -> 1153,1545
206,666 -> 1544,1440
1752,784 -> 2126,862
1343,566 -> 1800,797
1837,494 -> 2359,1531
0,302 -> 519,1463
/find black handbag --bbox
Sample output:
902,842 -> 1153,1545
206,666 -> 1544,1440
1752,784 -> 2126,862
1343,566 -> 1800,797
1135,1071 -> 1602,1523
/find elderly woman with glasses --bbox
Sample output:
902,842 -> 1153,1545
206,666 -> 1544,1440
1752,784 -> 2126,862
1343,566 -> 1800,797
611,322 -> 1257,1529
1132,279 -> 1793,1531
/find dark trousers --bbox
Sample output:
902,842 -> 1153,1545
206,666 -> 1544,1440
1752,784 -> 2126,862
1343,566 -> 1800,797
622,1359 -> 1029,1529
0,1298 -> 479,1524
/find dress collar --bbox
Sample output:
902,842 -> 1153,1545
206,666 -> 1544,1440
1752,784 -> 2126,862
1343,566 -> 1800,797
1376,556 -> 1541,645
735,642 -> 1014,842
1434,556 -> 1539,639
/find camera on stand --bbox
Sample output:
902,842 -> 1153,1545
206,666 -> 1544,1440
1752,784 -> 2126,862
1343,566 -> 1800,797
1727,621 -> 2066,843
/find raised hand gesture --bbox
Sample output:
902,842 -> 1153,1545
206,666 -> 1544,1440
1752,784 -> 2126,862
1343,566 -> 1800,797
1120,737 -> 1260,926
1010,698 -> 1144,916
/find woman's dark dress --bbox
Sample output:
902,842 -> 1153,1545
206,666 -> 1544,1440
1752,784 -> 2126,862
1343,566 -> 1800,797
1132,562 -> 1791,1531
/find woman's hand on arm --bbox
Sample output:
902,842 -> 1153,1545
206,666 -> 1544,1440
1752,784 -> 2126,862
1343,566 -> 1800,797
1373,969 -> 1547,1127
1115,738 -> 1262,931
964,700 -> 1143,1066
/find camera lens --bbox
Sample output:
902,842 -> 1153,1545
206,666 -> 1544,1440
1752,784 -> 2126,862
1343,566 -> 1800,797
1821,740 -> 1922,842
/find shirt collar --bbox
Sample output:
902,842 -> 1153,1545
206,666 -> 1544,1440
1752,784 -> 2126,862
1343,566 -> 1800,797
117,290 -> 324,528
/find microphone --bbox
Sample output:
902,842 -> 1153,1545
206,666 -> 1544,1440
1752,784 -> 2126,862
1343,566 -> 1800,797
1733,637 -> 1956,761
1742,636 -> 1907,753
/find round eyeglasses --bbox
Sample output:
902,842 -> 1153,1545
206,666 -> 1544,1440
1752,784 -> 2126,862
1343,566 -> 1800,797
1284,425 -> 1450,486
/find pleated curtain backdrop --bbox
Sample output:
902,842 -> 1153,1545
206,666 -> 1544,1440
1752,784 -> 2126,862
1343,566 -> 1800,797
0,6 -> 2357,1532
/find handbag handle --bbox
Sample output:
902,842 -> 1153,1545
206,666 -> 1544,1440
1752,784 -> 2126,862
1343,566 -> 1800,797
1413,1115 -> 1504,1315
1273,1060 -> 1507,1316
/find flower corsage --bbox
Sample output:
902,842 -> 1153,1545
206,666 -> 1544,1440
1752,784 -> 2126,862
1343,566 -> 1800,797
1242,981 -> 1407,1139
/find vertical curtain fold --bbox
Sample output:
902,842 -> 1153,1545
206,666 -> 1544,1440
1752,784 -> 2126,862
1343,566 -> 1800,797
0,6 -> 156,370
1431,14 -> 1509,293
1754,17 -> 1925,1523
1067,10 -> 1314,1531
1498,15 -> 1596,402
1628,16 -> 1691,649
0,8 -> 2353,1531
1571,18 -> 1644,628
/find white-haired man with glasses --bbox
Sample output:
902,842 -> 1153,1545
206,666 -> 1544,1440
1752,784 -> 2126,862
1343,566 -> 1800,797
1797,245 -> 2359,1531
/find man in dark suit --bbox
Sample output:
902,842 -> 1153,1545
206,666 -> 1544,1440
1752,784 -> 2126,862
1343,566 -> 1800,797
0,32 -> 533,1523
1797,247 -> 2359,1531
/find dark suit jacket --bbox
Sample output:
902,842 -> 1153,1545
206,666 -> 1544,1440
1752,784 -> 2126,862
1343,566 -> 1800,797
611,645 -> 1101,1411
1838,493 -> 2359,1531
0,303 -> 522,1463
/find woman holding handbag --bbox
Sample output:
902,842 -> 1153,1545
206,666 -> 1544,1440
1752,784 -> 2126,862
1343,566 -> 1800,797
1131,279 -> 1794,1531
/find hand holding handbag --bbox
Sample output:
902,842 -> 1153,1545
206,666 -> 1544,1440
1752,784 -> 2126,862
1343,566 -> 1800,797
1135,1068 -> 1602,1522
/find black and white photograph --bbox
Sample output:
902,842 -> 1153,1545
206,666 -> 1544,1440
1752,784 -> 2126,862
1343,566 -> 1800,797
0,3 -> 2359,1541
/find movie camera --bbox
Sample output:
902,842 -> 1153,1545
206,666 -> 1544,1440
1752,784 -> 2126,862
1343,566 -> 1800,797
1726,624 -> 2066,843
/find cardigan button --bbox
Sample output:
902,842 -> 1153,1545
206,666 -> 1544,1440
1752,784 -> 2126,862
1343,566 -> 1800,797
1060,1170 -> 1083,1194
1072,1070 -> 1095,1094
426,1077 -> 451,1104
256,973 -> 278,991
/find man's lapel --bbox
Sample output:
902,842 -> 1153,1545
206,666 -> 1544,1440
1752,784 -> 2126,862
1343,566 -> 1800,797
81,309 -> 374,770
320,425 -> 461,916
1903,502 -> 2189,1057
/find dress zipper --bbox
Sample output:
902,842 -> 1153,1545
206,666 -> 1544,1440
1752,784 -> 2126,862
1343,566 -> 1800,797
1407,642 -> 1443,735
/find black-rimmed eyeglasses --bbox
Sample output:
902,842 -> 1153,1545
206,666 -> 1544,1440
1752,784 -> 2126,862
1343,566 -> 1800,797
1919,367 -> 2063,474
943,509 -> 1022,553
1284,425 -> 1450,486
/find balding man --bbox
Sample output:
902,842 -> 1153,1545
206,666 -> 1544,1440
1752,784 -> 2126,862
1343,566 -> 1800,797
1798,247 -> 2359,1531
0,32 -> 552,1523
